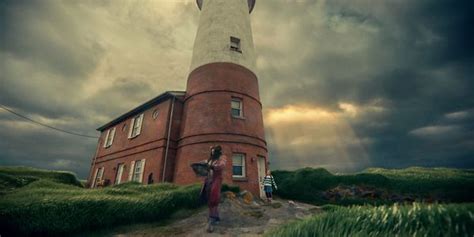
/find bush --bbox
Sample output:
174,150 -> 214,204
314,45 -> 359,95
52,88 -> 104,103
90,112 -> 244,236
221,183 -> 240,193
267,203 -> 474,237
272,167 -> 474,205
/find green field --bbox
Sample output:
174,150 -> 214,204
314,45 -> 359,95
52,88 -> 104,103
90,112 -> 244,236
267,203 -> 474,237
273,167 -> 474,205
1,166 -> 473,236
0,166 -> 202,236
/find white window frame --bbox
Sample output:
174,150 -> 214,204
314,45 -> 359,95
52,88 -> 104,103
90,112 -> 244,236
92,167 -> 104,188
128,113 -> 144,139
103,127 -> 116,148
131,159 -> 146,183
115,163 -> 124,184
232,153 -> 246,178
231,98 -> 243,118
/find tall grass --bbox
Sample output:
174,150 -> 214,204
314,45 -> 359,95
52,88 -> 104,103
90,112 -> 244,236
267,203 -> 474,237
0,180 -> 202,236
273,167 -> 474,205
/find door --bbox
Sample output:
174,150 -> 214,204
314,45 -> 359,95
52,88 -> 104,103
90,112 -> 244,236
115,163 -> 124,184
257,156 -> 266,199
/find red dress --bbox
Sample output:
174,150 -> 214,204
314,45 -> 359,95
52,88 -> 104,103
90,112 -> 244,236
207,156 -> 226,219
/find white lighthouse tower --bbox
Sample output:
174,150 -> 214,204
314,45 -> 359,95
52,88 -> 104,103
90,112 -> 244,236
190,0 -> 257,72
174,0 -> 268,196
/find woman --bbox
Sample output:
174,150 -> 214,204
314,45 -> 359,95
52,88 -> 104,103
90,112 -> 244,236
205,145 -> 227,232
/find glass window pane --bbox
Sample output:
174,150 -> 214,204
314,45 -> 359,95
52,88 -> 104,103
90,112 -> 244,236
232,155 -> 242,165
231,109 -> 241,117
231,100 -> 241,109
233,166 -> 242,176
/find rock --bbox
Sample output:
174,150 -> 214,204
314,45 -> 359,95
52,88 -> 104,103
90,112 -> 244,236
288,200 -> 296,207
241,191 -> 254,204
271,202 -> 282,208
225,191 -> 236,200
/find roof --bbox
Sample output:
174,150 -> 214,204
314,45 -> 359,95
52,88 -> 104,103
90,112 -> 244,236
96,91 -> 186,131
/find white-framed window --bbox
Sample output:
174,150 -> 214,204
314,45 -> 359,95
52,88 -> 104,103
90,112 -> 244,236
230,36 -> 241,53
103,127 -> 116,148
128,113 -> 144,138
128,159 -> 146,183
152,109 -> 159,119
231,98 -> 243,117
232,153 -> 246,178
92,167 -> 104,188
115,163 -> 124,184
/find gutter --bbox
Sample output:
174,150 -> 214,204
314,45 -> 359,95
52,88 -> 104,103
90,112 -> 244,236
162,96 -> 176,182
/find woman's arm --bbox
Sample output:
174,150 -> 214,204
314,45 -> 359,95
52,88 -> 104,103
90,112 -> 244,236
211,155 -> 227,171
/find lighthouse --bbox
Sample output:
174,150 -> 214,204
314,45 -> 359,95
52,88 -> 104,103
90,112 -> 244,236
88,0 -> 267,197
174,0 -> 267,196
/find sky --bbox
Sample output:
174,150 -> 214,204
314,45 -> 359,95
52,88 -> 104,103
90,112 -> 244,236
1,0 -> 473,179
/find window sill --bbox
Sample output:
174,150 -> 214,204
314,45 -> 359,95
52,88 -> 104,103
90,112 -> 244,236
128,134 -> 140,140
230,48 -> 242,54
232,115 -> 245,120
232,177 -> 248,182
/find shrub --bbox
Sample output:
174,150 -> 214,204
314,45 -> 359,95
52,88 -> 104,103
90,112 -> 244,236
221,183 -> 240,193
273,167 -> 474,205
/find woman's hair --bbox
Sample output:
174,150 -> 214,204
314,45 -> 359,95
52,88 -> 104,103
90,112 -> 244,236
211,145 -> 222,160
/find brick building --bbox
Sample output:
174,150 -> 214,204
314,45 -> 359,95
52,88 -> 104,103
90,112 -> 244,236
88,0 -> 268,197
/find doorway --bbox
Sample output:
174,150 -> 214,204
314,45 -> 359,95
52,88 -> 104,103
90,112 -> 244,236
257,156 -> 266,199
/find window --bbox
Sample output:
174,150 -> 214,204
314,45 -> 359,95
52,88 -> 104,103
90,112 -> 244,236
128,113 -> 144,138
93,167 -> 104,188
230,36 -> 241,53
232,153 -> 246,178
115,163 -> 124,184
132,160 -> 142,182
231,98 -> 243,117
103,127 -> 116,148
152,109 -> 159,119
128,159 -> 146,183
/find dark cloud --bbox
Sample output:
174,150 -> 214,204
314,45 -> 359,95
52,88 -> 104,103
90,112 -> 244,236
1,0 -> 473,178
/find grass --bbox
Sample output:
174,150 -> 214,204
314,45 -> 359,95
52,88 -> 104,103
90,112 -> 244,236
0,167 -> 203,236
0,166 -> 82,194
273,167 -> 474,205
266,203 -> 474,237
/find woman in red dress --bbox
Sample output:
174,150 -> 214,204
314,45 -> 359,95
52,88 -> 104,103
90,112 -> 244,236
205,145 -> 227,232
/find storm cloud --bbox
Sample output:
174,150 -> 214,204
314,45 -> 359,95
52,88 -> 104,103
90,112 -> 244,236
1,0 -> 473,178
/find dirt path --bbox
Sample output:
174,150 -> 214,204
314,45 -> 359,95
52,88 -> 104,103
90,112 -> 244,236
82,193 -> 321,237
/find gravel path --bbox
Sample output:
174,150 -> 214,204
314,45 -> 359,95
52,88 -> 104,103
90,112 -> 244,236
82,193 -> 321,237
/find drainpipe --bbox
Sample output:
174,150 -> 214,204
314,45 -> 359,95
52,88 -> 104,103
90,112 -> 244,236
162,96 -> 176,182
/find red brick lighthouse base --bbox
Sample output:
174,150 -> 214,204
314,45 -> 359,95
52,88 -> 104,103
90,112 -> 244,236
174,62 -> 267,196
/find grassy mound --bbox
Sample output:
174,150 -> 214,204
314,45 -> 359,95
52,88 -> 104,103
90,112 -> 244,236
0,169 -> 202,236
0,166 -> 82,194
267,203 -> 474,237
273,167 -> 474,205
